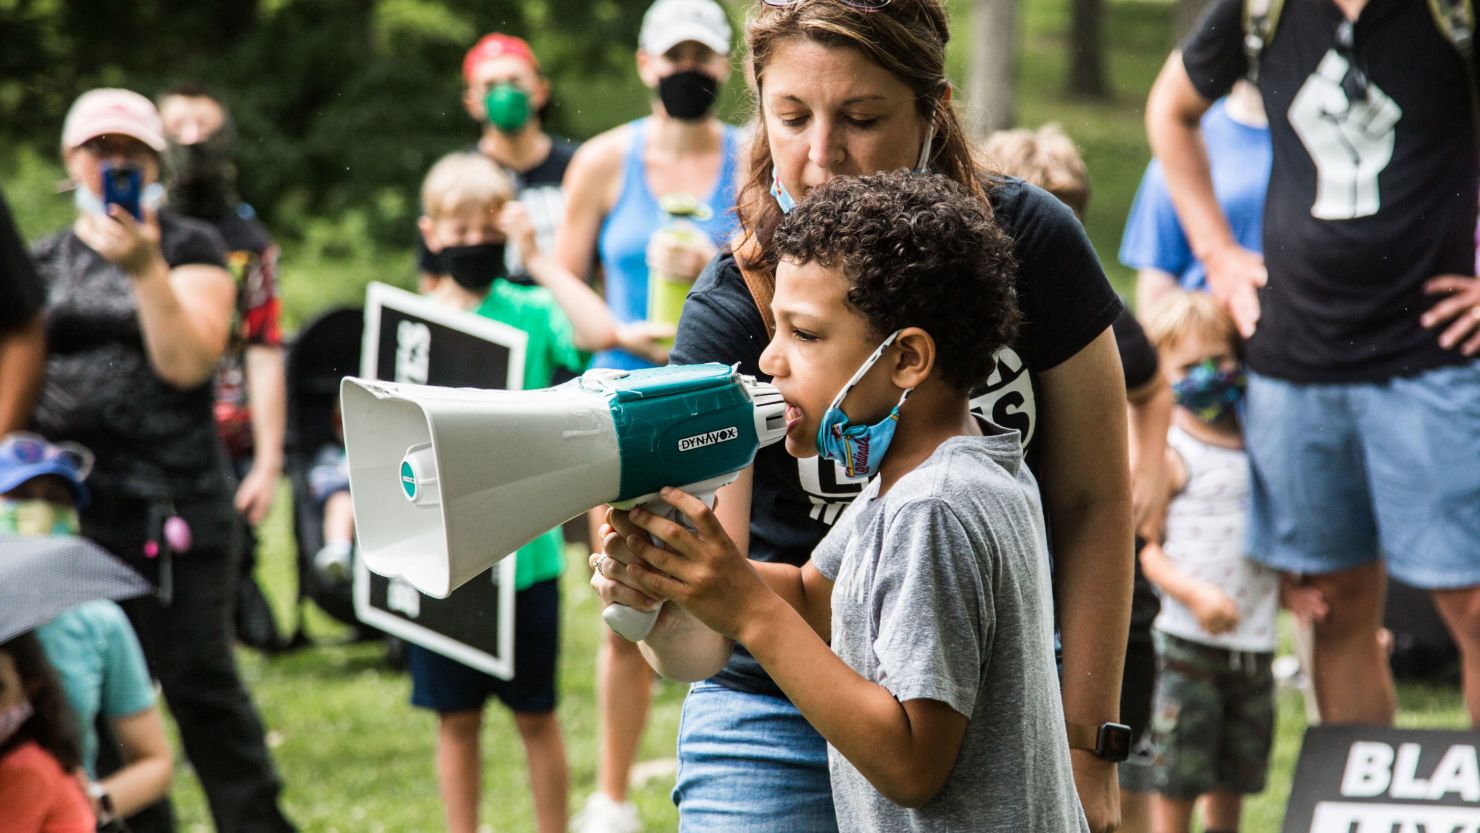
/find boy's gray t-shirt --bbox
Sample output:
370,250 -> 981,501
812,427 -> 1089,833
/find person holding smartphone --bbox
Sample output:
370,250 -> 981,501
28,88 -> 296,833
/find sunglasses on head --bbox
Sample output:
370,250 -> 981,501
761,0 -> 891,9
0,432 -> 94,483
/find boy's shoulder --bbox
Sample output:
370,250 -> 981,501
477,279 -> 563,327
886,424 -> 1033,519
827,425 -> 1039,569
886,425 -> 1046,567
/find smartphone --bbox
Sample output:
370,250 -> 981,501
101,162 -> 143,220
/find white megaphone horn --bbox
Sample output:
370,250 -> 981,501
340,363 -> 786,641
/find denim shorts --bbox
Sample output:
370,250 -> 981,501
1245,361 -> 1480,589
673,681 -> 837,833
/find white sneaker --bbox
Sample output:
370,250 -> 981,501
570,792 -> 640,833
313,540 -> 353,582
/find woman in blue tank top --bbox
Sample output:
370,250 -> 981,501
551,3 -> 747,830
593,118 -> 741,369
551,0 -> 744,371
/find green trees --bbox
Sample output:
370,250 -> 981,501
0,0 -> 671,247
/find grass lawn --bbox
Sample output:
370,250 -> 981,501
166,495 -> 1470,833
162,506 -> 692,833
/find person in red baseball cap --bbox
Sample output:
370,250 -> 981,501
413,33 -> 580,296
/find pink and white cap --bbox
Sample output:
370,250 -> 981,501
61,89 -> 167,153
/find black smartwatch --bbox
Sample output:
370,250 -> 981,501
1066,721 -> 1133,763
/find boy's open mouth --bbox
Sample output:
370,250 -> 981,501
784,403 -> 803,433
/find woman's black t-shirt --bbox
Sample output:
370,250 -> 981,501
0,189 -> 43,332
670,177 -> 1124,696
31,211 -> 231,504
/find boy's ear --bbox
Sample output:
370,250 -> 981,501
417,216 -> 441,254
890,327 -> 936,390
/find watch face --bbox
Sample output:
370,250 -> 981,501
1098,723 -> 1132,762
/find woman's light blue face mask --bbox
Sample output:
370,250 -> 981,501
73,182 -> 164,216
815,330 -> 912,479
770,122 -> 936,214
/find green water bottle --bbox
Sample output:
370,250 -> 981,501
648,193 -> 713,344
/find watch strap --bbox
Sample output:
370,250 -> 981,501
1065,720 -> 1101,754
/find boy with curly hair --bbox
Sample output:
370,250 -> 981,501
598,170 -> 1090,831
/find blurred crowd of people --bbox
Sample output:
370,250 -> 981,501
1,0 -> 1477,832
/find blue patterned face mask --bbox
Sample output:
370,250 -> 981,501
816,330 -> 911,478
770,122 -> 936,214
1172,360 -> 1246,424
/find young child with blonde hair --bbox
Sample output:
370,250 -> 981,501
980,124 -> 1090,219
1139,291 -> 1278,833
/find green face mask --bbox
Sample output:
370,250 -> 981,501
484,84 -> 532,134
0,499 -> 80,536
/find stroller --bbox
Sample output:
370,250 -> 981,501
282,306 -> 367,643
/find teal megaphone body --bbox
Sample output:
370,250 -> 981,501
340,363 -> 787,641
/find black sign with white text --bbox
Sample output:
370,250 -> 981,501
1283,726 -> 1480,833
353,283 -> 528,680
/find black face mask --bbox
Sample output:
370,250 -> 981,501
657,70 -> 720,121
440,243 -> 507,292
165,120 -> 239,219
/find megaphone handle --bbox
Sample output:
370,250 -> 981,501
601,489 -> 718,642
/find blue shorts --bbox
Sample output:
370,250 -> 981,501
673,681 -> 837,833
408,579 -> 559,715
1245,362 -> 1480,589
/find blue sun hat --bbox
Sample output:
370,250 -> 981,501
0,432 -> 94,508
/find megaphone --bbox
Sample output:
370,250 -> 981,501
340,363 -> 786,641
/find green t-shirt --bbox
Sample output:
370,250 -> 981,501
474,279 -> 590,588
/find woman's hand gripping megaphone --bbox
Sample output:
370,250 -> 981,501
593,510 -> 669,632
594,487 -> 726,641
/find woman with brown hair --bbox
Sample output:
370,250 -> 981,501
593,2 -> 1133,830
0,633 -> 93,833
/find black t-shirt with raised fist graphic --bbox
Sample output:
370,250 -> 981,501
1183,0 -> 1479,383
672,177 -> 1122,697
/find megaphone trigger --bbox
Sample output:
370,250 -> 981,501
603,602 -> 661,642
